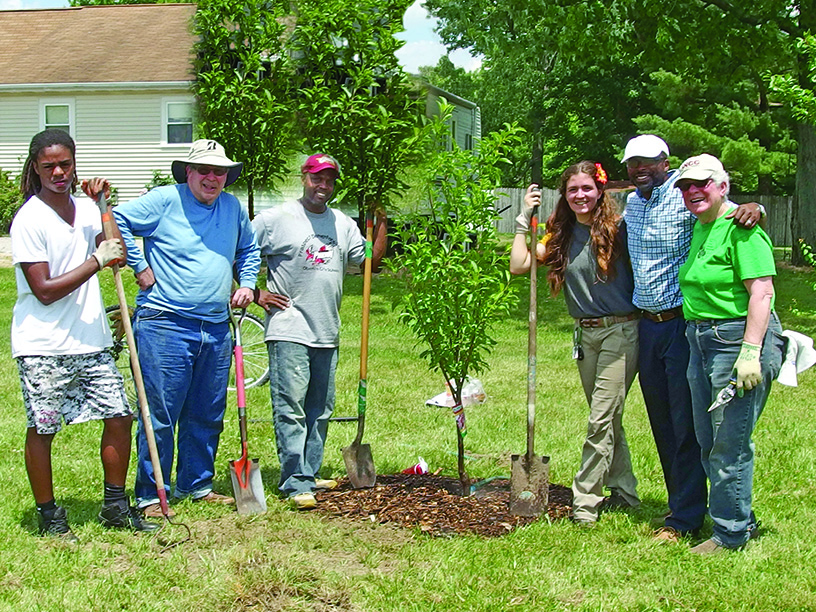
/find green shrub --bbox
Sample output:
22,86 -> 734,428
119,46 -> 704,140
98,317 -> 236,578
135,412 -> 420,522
0,167 -> 22,234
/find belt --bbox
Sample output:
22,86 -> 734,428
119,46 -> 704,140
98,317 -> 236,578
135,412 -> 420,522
577,312 -> 640,328
641,306 -> 684,323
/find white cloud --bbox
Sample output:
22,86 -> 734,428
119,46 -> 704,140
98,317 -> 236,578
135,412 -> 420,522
1,0 -> 68,8
396,0 -> 481,73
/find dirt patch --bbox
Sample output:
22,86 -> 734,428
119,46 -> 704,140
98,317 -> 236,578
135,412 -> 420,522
316,474 -> 573,537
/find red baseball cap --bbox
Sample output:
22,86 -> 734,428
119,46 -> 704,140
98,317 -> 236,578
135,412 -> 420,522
301,153 -> 340,176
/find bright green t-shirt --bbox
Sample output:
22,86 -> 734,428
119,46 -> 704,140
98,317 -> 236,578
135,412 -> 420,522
679,207 -> 776,320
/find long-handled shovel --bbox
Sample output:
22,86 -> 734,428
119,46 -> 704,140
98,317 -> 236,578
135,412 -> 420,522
96,191 -> 190,547
228,309 -> 267,514
510,200 -> 550,517
341,212 -> 377,489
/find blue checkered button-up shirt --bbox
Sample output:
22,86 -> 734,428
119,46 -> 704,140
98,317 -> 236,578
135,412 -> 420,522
623,170 -> 696,312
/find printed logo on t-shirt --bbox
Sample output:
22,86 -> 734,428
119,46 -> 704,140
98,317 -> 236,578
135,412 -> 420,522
300,234 -> 338,270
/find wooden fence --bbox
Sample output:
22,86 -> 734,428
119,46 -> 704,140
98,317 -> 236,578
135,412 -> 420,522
494,188 -> 793,247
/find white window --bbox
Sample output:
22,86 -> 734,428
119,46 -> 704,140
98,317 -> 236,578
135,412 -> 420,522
40,100 -> 75,135
163,99 -> 194,144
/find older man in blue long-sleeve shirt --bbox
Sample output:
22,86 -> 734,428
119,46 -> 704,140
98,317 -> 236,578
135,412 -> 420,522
114,140 -> 260,517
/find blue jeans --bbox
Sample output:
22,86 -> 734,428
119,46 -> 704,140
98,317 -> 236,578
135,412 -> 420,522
686,313 -> 785,548
639,316 -> 708,533
133,307 -> 231,506
267,341 -> 338,497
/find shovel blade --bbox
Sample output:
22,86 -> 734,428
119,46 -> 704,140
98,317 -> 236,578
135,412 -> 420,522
342,442 -> 376,489
510,453 -> 550,517
229,458 -> 267,515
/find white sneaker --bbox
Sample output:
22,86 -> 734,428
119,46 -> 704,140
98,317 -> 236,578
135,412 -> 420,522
315,479 -> 338,491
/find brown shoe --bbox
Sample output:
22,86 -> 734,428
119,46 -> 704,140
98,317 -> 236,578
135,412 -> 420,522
690,538 -> 728,555
193,491 -> 235,505
653,526 -> 682,543
142,503 -> 176,519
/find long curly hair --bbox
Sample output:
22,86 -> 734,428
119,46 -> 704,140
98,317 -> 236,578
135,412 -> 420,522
20,129 -> 78,201
542,160 -> 624,295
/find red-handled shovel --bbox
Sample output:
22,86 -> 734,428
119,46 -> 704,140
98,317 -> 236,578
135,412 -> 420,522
228,308 -> 266,514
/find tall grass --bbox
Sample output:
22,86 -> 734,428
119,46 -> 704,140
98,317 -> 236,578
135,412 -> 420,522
0,256 -> 814,611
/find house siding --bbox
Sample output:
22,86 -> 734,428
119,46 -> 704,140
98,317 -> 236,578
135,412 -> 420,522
0,89 -> 194,203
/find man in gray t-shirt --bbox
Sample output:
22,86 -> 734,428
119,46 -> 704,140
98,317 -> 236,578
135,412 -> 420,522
252,153 -> 386,510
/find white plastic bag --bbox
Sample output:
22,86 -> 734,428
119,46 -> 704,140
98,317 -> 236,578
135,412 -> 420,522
425,376 -> 487,407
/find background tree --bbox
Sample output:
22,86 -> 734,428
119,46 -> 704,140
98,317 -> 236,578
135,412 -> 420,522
390,108 -> 522,495
289,0 -> 433,220
194,0 -> 295,218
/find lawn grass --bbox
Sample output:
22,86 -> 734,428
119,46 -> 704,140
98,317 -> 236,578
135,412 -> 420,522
0,256 -> 814,611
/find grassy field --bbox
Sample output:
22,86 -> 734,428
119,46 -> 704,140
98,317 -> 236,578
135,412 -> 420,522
0,255 -> 815,612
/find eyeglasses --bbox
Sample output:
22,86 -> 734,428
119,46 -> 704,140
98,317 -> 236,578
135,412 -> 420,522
677,179 -> 712,192
190,164 -> 229,177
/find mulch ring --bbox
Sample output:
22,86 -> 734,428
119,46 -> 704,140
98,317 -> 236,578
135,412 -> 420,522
316,474 -> 573,537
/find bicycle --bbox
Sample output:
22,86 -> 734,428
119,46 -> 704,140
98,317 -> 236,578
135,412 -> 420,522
105,305 -> 270,409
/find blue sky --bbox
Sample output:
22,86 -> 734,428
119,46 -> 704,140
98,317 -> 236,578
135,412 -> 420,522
1,0 -> 480,73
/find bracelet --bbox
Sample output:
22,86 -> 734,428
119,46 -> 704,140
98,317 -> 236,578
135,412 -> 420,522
92,253 -> 104,270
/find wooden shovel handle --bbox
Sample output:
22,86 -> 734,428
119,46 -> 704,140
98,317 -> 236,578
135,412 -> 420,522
352,213 -> 374,446
526,206 -> 538,460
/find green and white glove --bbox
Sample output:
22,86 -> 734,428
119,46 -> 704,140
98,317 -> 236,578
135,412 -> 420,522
734,341 -> 762,396
515,206 -> 534,234
92,238 -> 123,270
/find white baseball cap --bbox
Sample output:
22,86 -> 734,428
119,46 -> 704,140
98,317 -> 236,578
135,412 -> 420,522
675,154 -> 725,182
621,135 -> 670,162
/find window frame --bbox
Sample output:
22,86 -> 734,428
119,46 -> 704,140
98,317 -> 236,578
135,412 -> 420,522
162,97 -> 195,145
39,99 -> 75,136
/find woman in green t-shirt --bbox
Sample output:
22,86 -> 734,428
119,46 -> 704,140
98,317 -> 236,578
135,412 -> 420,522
676,153 -> 785,554
510,160 -> 640,526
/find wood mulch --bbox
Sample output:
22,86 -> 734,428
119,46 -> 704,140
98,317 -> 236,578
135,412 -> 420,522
316,474 -> 573,538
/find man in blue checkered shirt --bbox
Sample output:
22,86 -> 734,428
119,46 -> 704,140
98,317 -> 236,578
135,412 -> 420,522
622,135 -> 763,543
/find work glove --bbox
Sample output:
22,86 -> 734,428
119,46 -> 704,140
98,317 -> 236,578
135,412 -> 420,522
92,239 -> 124,270
515,186 -> 541,234
515,206 -> 534,234
734,341 -> 762,396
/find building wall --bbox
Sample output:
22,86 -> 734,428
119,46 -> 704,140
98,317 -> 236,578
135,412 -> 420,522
0,88 -> 194,204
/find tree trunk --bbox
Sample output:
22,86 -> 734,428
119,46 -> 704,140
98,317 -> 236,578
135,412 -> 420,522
457,427 -> 470,497
793,0 -> 816,266
247,176 -> 255,220
793,122 -> 816,265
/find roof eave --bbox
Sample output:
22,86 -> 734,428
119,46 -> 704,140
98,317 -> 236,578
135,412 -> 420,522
0,81 -> 194,92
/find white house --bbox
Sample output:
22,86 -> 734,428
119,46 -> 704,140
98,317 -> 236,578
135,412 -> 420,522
0,3 -> 197,203
0,4 -> 482,212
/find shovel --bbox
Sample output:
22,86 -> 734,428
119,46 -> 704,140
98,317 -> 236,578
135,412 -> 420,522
342,212 -> 377,489
228,309 -> 267,514
95,190 -> 189,546
510,201 -> 550,517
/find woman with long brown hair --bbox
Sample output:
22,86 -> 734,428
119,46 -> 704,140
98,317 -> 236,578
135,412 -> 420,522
510,160 -> 640,525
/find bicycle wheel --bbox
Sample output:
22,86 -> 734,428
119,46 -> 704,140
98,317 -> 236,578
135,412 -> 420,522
105,304 -> 137,411
229,310 -> 270,390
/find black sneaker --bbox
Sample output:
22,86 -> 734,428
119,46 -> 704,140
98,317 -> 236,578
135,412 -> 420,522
39,506 -> 79,544
98,502 -> 161,532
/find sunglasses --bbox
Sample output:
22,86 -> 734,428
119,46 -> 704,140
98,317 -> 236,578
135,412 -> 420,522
190,164 -> 229,177
677,178 -> 712,192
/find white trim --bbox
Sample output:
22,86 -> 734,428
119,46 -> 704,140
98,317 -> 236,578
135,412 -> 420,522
161,96 -> 195,145
39,98 -> 75,136
0,81 -> 192,93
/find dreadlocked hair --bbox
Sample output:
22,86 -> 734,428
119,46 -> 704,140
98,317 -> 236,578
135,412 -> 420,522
541,160 -> 624,296
20,129 -> 78,201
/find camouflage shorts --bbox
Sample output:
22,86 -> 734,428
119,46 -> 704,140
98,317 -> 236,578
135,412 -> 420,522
17,350 -> 132,435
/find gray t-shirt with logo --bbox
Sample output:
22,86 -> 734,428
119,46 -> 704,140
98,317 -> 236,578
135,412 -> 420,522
252,199 -> 365,347
563,220 -> 636,319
